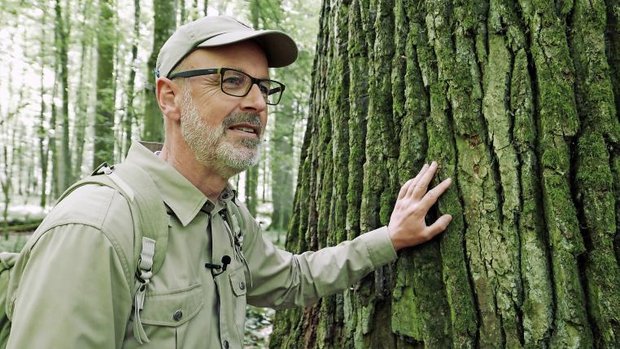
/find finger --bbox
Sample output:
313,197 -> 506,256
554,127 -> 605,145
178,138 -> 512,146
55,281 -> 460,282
420,177 -> 452,207
397,178 -> 415,200
409,161 -> 438,198
424,214 -> 453,240
404,163 -> 429,198
399,163 -> 428,199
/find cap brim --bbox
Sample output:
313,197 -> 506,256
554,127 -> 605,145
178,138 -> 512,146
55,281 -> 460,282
196,30 -> 298,68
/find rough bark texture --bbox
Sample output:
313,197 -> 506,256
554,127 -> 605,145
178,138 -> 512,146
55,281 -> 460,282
271,0 -> 620,348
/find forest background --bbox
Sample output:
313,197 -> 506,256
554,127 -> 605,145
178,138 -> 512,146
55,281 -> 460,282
0,0 -> 318,237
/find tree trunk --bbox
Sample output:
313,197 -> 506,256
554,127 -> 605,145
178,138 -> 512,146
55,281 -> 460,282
54,0 -> 72,191
73,0 -> 95,177
123,0 -> 140,156
245,165 -> 259,217
38,14 -> 50,207
93,0 -> 116,166
271,0 -> 620,348
269,106 -> 295,231
244,1 -> 278,218
1,146 -> 11,234
142,0 -> 176,143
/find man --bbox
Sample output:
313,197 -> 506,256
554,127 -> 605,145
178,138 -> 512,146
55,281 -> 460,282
6,16 -> 452,348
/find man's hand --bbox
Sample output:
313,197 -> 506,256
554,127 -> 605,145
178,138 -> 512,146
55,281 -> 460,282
388,162 -> 453,251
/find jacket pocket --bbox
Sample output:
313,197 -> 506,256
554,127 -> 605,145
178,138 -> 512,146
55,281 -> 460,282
140,283 -> 204,326
229,266 -> 247,297
126,283 -> 204,348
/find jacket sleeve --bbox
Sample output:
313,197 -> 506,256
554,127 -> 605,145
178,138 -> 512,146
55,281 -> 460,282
244,225 -> 397,308
6,224 -> 133,349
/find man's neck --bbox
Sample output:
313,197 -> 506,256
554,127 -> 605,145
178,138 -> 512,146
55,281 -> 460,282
158,143 -> 231,202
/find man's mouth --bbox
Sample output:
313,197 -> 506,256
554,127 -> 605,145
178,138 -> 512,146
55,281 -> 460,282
228,123 -> 260,137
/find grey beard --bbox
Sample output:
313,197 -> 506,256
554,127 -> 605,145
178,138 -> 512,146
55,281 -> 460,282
180,88 -> 263,176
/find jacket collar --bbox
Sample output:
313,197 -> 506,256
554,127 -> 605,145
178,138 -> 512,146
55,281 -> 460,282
125,141 -> 235,226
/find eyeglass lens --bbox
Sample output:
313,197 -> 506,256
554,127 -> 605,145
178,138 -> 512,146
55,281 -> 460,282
221,69 -> 282,105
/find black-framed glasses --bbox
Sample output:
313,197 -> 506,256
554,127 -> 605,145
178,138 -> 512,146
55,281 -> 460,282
169,67 -> 285,105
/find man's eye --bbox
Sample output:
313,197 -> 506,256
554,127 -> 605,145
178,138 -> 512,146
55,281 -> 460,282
223,76 -> 245,87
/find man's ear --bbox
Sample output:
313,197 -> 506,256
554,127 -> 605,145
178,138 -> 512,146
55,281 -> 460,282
156,77 -> 182,121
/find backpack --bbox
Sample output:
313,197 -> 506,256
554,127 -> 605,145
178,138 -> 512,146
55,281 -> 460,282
0,161 -> 169,346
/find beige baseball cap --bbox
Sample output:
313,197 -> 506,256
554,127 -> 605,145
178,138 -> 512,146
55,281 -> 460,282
156,15 -> 298,78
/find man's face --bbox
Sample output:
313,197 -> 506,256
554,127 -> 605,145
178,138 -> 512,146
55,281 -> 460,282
175,41 -> 269,174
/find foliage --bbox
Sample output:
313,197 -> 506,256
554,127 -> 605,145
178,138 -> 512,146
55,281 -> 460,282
245,306 -> 276,348
0,0 -> 319,223
0,234 -> 28,253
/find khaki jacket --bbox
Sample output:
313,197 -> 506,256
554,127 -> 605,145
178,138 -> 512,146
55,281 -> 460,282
6,142 -> 397,348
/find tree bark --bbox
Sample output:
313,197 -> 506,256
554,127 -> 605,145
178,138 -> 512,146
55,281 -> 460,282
271,0 -> 620,347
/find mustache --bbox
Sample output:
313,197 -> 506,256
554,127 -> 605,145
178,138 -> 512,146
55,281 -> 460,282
222,112 -> 262,129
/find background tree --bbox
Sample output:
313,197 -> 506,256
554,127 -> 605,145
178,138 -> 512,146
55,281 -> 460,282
72,0 -> 96,179
267,1 -> 318,232
243,0 -> 282,217
0,0 -> 320,249
142,0 -> 176,142
271,0 -> 620,348
93,0 -> 117,166
122,0 -> 141,156
53,0 -> 72,193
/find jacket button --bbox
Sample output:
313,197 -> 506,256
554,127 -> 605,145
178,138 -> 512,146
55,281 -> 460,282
223,340 -> 230,348
239,281 -> 245,290
173,310 -> 183,321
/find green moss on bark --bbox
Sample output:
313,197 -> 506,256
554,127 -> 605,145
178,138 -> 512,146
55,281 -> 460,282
272,0 -> 619,348
510,47 -> 554,347
346,0 -> 369,242
569,2 -> 620,344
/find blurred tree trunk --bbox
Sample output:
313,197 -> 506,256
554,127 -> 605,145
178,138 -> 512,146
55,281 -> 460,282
269,105 -> 295,231
123,0 -> 140,155
244,0 -> 277,217
179,0 -> 186,25
142,0 -> 176,142
245,166 -> 259,217
93,0 -> 116,166
271,0 -> 620,348
50,59 -> 60,199
53,0 -> 72,193
73,0 -> 94,176
1,146 -> 11,233
38,13 -> 50,207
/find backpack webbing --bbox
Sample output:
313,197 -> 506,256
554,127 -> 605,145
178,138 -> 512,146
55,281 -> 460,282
0,161 -> 169,346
